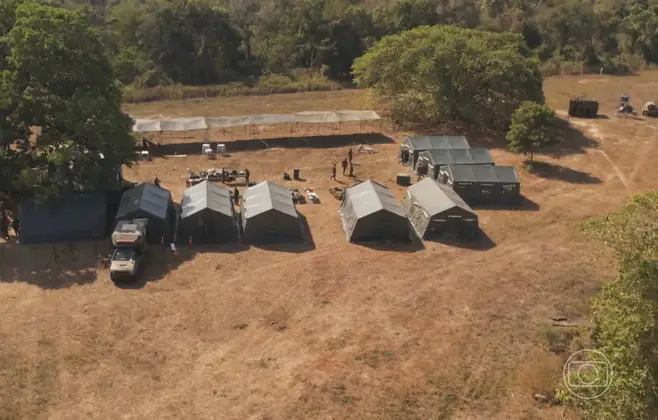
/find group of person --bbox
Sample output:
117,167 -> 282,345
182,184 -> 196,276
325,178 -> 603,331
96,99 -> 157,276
0,202 -> 20,240
331,148 -> 356,180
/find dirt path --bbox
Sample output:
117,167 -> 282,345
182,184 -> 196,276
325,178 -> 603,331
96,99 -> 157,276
557,111 -> 633,195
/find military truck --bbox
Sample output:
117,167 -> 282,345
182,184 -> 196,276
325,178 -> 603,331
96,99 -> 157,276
110,219 -> 147,283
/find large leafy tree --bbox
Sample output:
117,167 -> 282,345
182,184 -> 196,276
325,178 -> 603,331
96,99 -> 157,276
352,25 -> 544,129
0,3 -> 135,199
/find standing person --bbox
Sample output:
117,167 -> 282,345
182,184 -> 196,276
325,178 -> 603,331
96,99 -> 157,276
330,163 -> 337,180
154,176 -> 161,186
341,158 -> 348,175
348,163 -> 355,179
245,168 -> 250,184
233,187 -> 240,206
348,148 -> 353,164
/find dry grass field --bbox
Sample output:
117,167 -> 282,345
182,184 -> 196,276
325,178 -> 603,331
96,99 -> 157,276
2,72 -> 658,420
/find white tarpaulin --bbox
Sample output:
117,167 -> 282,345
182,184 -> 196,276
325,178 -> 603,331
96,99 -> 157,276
131,110 -> 381,132
205,116 -> 252,129
293,111 -> 341,123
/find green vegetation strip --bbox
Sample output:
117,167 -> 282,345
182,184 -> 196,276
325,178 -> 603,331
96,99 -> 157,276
559,192 -> 658,419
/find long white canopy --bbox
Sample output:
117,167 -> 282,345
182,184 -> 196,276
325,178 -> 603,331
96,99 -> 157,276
132,110 -> 381,133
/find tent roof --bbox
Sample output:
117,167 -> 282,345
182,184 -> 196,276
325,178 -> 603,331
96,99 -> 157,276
445,165 -> 519,183
344,180 -> 406,219
421,148 -> 494,166
408,178 -> 474,216
181,181 -> 233,218
405,135 -> 470,150
243,181 -> 297,219
116,183 -> 172,220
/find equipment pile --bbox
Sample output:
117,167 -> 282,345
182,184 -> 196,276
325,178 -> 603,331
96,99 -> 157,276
187,168 -> 248,186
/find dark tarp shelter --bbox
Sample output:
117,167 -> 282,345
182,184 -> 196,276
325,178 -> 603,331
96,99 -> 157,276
340,180 -> 410,242
177,181 -> 239,244
400,136 -> 470,168
404,179 -> 478,239
438,164 -> 520,205
242,181 -> 304,244
115,183 -> 176,244
415,148 -> 495,178
19,193 -> 108,244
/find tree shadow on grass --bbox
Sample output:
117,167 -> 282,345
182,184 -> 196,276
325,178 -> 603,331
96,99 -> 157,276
528,161 -> 602,184
541,119 -> 601,158
0,240 -> 107,289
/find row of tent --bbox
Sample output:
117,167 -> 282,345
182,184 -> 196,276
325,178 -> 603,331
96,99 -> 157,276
17,181 -> 306,246
401,135 -> 520,206
18,177 -> 489,245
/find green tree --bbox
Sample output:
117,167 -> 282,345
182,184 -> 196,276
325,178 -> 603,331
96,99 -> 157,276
353,25 -> 544,129
505,101 -> 561,163
568,192 -> 658,420
0,3 -> 135,198
140,0 -> 243,85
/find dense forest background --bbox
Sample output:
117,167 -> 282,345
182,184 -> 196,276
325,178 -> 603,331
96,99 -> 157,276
3,0 -> 658,91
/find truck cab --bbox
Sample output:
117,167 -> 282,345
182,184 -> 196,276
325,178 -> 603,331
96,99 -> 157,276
110,219 -> 147,283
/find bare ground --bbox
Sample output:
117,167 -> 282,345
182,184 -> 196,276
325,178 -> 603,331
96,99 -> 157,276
2,73 -> 658,420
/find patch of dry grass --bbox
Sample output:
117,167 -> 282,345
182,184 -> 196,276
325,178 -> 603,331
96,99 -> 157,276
1,71 -> 658,419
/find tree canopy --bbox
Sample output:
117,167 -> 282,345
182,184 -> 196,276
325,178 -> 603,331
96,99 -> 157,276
352,25 -> 544,128
506,101 -> 561,162
11,0 -> 655,90
567,192 -> 658,419
0,3 -> 135,199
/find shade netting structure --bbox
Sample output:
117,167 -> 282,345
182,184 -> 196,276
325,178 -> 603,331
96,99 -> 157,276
132,110 -> 382,132
19,193 -> 107,244
404,179 -> 478,239
340,180 -> 410,243
241,181 -> 304,244
177,181 -> 239,244
115,183 -> 177,244
400,135 -> 470,168
438,164 -> 520,205
415,148 -> 495,179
